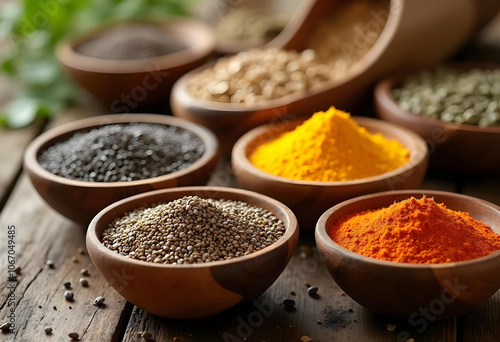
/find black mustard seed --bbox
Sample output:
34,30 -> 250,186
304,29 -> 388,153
38,123 -> 205,182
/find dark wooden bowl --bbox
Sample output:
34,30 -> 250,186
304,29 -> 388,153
86,186 -> 299,319
56,19 -> 215,109
374,63 -> 500,175
232,117 -> 428,231
23,114 -> 219,225
315,190 -> 500,318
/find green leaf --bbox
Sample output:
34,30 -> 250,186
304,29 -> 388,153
5,98 -> 38,128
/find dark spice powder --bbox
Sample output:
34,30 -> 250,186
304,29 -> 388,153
38,122 -> 205,182
76,23 -> 187,60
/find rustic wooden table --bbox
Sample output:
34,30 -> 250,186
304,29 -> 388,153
1,14 -> 500,342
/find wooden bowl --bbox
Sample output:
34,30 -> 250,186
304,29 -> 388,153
374,63 -> 500,175
23,114 -> 219,225
56,19 -> 215,109
171,0 -> 478,154
232,117 -> 428,231
315,190 -> 500,318
86,186 -> 299,319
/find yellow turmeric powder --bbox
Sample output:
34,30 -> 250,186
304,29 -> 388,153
328,196 -> 500,264
249,107 -> 409,181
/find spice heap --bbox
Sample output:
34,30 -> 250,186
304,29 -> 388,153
38,123 -> 204,182
102,196 -> 285,264
328,196 -> 500,264
249,107 -> 409,181
216,9 -> 287,44
393,67 -> 500,127
76,23 -> 187,60
188,48 -> 329,103
306,0 -> 388,73
188,0 -> 388,104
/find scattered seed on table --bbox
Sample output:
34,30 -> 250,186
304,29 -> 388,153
38,305 -> 42,308
80,278 -> 89,287
46,260 -> 55,269
173,337 -> 179,341
44,327 -> 53,334
72,257 -> 79,263
341,292 -> 346,296
348,308 -> 353,312
53,306 -> 57,310
0,323 -> 11,332
283,298 -> 295,308
13,267 -> 21,274
68,306 -> 72,309
290,290 -> 296,296
406,338 -> 415,342
63,281 -> 71,289
68,332 -> 79,340
93,296 -> 105,306
304,281 -> 311,287
64,290 -> 74,301
386,323 -> 396,332
307,286 -> 318,295
316,320 -> 322,325
142,331 -> 153,341
78,248 -> 85,255
80,268 -> 89,276
300,336 -> 313,342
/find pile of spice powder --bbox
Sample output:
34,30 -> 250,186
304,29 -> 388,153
38,123 -> 204,182
102,196 -> 285,264
249,107 -> 409,181
76,23 -> 187,60
328,196 -> 500,264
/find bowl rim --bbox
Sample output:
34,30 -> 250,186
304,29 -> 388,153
55,18 -> 216,74
374,61 -> 500,134
86,186 -> 299,269
23,113 -> 219,188
170,0 -> 404,114
232,115 -> 428,186
315,189 -> 500,269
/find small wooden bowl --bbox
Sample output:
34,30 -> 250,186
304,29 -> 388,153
86,186 -> 299,319
23,114 -> 219,225
56,19 -> 215,109
315,190 -> 500,318
374,63 -> 500,175
232,117 -> 428,231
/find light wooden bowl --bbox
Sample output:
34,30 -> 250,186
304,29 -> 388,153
56,19 -> 215,109
86,186 -> 299,319
232,117 -> 428,231
374,63 -> 500,175
315,190 -> 500,318
171,0 -> 479,154
23,114 -> 219,225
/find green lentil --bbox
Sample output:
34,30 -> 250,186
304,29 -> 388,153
393,67 -> 500,127
102,196 -> 285,264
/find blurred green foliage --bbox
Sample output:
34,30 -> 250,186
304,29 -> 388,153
0,0 -> 194,128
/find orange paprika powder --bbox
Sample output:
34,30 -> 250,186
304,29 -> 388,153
328,196 -> 500,264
